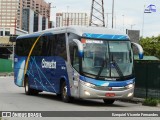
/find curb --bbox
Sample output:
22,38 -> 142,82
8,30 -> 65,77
119,97 -> 145,104
0,72 -> 14,77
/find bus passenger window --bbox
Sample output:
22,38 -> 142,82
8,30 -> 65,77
73,47 -> 79,72
31,38 -> 43,56
55,34 -> 67,60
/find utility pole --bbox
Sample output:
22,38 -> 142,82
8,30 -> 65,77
112,0 -> 114,28
89,0 -> 105,27
67,6 -> 69,26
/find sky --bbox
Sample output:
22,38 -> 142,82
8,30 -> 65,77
45,0 -> 160,37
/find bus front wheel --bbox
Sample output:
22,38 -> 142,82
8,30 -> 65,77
25,77 -> 38,95
103,99 -> 115,105
61,82 -> 72,103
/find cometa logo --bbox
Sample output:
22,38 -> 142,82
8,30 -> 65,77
41,59 -> 56,69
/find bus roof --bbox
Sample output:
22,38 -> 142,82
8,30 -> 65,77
17,26 -> 129,40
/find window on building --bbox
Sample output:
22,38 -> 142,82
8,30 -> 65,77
5,31 -> 10,36
0,31 -> 3,36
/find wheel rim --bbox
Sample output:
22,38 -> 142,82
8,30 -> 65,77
63,85 -> 67,99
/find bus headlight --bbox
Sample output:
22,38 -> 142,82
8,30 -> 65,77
125,84 -> 134,89
80,80 -> 95,88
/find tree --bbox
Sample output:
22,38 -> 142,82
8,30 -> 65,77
139,35 -> 160,59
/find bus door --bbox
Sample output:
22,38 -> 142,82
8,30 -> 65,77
70,39 -> 83,97
72,46 -> 80,96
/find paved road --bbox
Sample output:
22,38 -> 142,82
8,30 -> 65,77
0,77 -> 159,120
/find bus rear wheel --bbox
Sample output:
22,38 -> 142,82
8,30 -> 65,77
61,82 -> 72,103
25,77 -> 38,95
103,99 -> 115,105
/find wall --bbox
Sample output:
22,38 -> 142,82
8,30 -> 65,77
134,61 -> 160,98
0,59 -> 13,73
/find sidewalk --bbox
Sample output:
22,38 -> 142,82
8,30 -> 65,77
131,97 -> 145,103
120,97 -> 160,107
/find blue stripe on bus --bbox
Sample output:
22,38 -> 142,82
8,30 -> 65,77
80,76 -> 135,87
82,33 -> 129,40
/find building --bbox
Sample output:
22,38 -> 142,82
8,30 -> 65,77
0,0 -> 20,36
0,0 -> 50,59
22,0 -> 51,33
56,12 -> 89,27
0,0 -> 51,35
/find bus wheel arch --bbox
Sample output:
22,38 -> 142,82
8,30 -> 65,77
60,78 -> 72,103
24,75 -> 38,95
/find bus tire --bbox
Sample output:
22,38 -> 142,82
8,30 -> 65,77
103,99 -> 115,105
56,93 -> 61,98
25,77 -> 38,95
61,81 -> 72,103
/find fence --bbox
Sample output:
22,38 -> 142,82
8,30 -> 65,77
134,61 -> 160,99
0,58 -> 13,73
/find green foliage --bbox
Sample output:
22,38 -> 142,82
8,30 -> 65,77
140,35 -> 160,59
142,98 -> 158,106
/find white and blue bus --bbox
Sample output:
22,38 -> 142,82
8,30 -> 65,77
14,26 -> 143,104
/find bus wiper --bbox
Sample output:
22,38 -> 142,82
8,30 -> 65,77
112,59 -> 124,78
96,59 -> 107,79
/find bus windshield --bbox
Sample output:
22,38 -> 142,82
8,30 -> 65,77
82,39 -> 133,80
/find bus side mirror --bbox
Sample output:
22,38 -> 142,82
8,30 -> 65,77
73,39 -> 84,57
131,42 -> 144,59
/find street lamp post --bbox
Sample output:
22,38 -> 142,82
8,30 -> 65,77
112,0 -> 114,28
122,14 -> 124,32
142,5 -> 145,37
114,15 -> 116,29
105,13 -> 112,28
131,24 -> 135,30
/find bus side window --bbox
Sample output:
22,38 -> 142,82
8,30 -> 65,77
47,35 -> 55,56
41,36 -> 47,56
55,34 -> 67,60
16,38 -> 35,56
31,37 -> 43,56
68,32 -> 81,64
73,47 -> 79,72
38,34 -> 56,56
16,39 -> 24,56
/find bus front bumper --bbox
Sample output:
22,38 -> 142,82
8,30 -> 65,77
79,83 -> 134,99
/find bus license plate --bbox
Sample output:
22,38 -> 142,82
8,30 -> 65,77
105,93 -> 115,97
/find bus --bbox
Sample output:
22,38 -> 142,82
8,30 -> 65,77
14,26 -> 143,104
